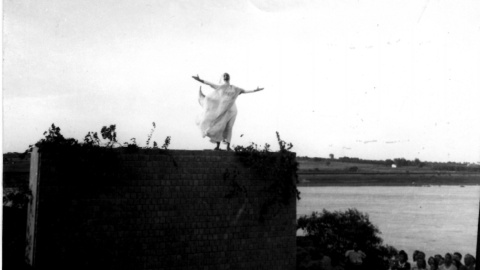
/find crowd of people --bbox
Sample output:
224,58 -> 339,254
344,244 -> 476,270
388,250 -> 476,270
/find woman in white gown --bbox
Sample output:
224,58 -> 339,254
193,73 -> 264,151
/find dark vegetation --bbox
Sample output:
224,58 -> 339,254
3,207 -> 30,270
3,156 -> 31,269
297,209 -> 398,270
299,155 -> 480,172
229,132 -> 300,222
22,122 -> 169,155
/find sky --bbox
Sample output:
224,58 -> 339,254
2,0 -> 480,163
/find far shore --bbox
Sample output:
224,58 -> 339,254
298,171 -> 480,186
297,158 -> 480,186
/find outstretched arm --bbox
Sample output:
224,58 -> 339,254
192,74 -> 219,89
240,87 -> 265,94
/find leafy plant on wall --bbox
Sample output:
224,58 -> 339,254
230,132 -> 300,222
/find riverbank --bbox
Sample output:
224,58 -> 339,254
298,172 -> 480,186
298,159 -> 480,186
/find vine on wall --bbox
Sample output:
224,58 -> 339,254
15,123 -> 176,207
231,132 -> 301,222
22,123 -> 171,155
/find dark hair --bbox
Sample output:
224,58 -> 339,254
223,73 -> 230,82
399,250 -> 409,261
464,254 -> 475,264
413,250 -> 423,261
445,253 -> 452,259
453,252 -> 462,259
417,251 -> 426,260
428,257 -> 437,266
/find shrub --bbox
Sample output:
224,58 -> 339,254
297,209 -> 397,269
3,188 -> 31,209
347,166 -> 359,172
233,132 -> 300,222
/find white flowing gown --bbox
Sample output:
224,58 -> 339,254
197,83 -> 243,144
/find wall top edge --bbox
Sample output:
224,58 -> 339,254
32,147 -> 296,156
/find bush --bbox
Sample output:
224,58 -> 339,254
233,132 -> 300,222
3,207 -> 30,269
3,188 -> 31,209
347,166 -> 359,172
297,209 -> 397,270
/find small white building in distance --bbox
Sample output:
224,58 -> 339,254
392,164 -> 397,168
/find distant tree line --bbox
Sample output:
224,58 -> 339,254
338,156 -> 386,166
429,162 -> 480,172
298,155 -> 480,172
336,156 -> 426,167
385,158 -> 424,168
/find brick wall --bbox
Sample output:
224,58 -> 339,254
26,148 -> 297,270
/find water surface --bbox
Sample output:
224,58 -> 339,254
297,186 -> 480,257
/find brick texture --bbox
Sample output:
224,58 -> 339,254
27,148 -> 297,270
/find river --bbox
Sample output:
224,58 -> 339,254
297,185 -> 480,258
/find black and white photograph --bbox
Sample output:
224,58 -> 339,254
2,0 -> 480,269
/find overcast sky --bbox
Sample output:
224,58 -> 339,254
3,0 -> 480,163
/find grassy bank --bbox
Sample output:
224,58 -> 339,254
298,173 -> 480,186
298,159 -> 480,186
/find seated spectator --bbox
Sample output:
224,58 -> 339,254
463,254 -> 475,270
392,250 -> 411,270
345,242 -> 366,270
413,258 -> 427,270
435,255 -> 445,266
414,251 -> 420,264
439,253 -> 457,270
453,252 -> 464,269
413,250 -> 426,269
428,256 -> 439,270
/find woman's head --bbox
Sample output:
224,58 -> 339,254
435,254 -> 444,265
223,73 -> 230,82
428,256 -> 436,266
413,250 -> 420,261
399,250 -> 408,263
464,254 -> 475,266
417,258 -> 427,269
444,253 -> 453,265
453,252 -> 462,263
417,251 -> 426,260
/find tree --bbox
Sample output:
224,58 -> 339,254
393,158 -> 408,167
414,158 -> 424,168
329,153 -> 334,160
385,159 -> 394,167
297,209 -> 397,270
